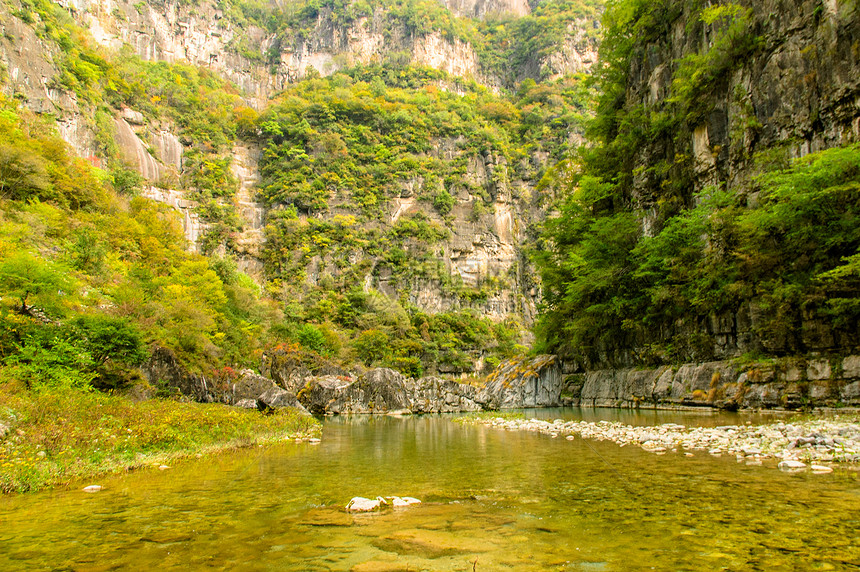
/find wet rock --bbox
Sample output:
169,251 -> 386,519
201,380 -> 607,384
372,529 -> 486,559
346,496 -> 386,512
351,561 -> 411,572
778,460 -> 807,471
300,507 -> 354,527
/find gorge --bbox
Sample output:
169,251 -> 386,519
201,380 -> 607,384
1,1 -> 860,569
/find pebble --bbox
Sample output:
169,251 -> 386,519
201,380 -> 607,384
469,415 -> 860,472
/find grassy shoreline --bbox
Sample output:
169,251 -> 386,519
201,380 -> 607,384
0,381 -> 320,493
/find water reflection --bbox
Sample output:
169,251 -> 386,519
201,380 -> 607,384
1,410 -> 858,571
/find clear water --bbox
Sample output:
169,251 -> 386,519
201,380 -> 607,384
1,409 -> 859,571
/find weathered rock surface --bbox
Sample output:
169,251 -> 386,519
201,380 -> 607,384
585,0 -> 860,366
476,355 -> 562,409
258,387 -> 311,416
406,376 -> 482,413
143,347 -> 310,415
295,358 -> 559,415
298,370 -> 412,415
262,347 -> 350,394
571,355 -> 860,410
231,369 -> 277,403
143,347 -> 211,402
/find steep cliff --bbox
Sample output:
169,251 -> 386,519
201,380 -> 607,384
537,0 -> 860,369
0,0 -> 605,377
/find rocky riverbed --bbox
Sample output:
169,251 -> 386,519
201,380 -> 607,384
463,415 -> 860,471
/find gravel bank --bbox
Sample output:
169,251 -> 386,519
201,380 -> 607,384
466,415 -> 860,472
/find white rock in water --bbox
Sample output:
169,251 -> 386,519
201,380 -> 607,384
308,438 -> 321,444
158,465 -> 170,470
566,435 -> 575,441
811,465 -> 833,473
346,496 -> 386,512
778,460 -> 807,470
83,485 -> 102,493
400,497 -> 421,505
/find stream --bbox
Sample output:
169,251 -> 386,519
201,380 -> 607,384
1,408 -> 859,570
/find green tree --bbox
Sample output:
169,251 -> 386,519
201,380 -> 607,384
352,329 -> 391,366
0,253 -> 71,313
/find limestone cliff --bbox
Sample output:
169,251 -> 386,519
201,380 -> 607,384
559,0 -> 860,367
627,0 -> 859,208
567,355 -> 860,411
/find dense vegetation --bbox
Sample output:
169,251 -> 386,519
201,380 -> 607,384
0,0 -> 600,390
0,98 -> 319,492
250,66 -> 591,376
535,0 -> 860,365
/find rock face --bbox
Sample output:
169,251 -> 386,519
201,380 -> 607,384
298,370 -> 414,415
406,377 -> 482,414
144,347 -> 212,402
588,0 -> 860,366
476,355 -> 562,409
258,387 -> 311,416
143,347 -> 310,414
627,0 -> 860,202
0,0 -> 600,365
570,355 -> 860,410
295,366 -> 517,415
262,347 -> 351,394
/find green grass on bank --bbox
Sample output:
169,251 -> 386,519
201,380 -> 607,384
0,378 -> 320,493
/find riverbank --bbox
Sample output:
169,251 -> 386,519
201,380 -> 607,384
459,412 -> 860,471
0,382 -> 320,493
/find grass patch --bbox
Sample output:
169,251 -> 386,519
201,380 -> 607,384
0,379 -> 320,493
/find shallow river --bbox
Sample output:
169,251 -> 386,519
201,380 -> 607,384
2,408 -> 859,571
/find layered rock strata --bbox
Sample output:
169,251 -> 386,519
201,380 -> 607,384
566,356 -> 860,410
